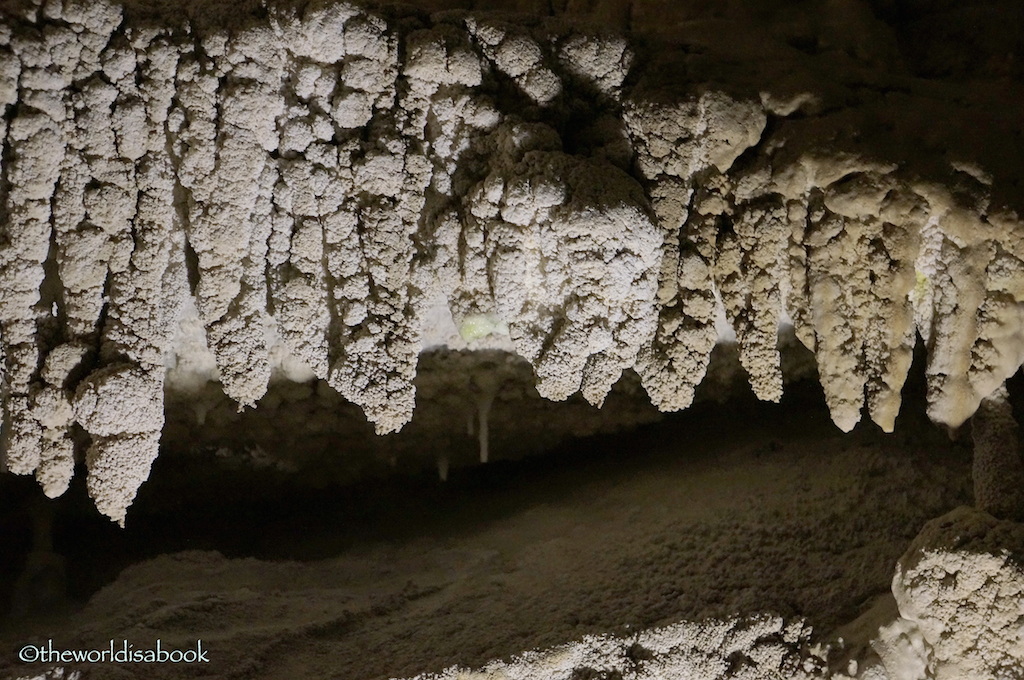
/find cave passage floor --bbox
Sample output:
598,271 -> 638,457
0,383 -> 972,680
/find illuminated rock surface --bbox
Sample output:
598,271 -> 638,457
0,1 -> 1022,678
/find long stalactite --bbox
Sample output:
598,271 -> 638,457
1,0 -> 1023,524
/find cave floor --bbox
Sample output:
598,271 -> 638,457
0,383 -> 971,680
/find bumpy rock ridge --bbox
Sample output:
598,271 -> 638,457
891,507 -> 1024,680
2,0 -> 1024,522
407,615 -> 820,680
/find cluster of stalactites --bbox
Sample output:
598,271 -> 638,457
624,93 -> 1024,435
1,0 -> 1022,523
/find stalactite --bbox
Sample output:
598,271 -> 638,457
0,0 -> 1023,522
474,374 -> 499,464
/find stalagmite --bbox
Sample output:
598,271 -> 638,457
892,507 -> 1024,680
971,384 -> 1024,521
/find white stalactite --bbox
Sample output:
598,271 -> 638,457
1,0 -> 1023,522
474,374 -> 499,464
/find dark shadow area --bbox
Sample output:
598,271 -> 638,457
868,0 -> 1024,82
1,344 -> 968,621
0,343 -> 977,680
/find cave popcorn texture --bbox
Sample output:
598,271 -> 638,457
2,0 -> 1024,522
